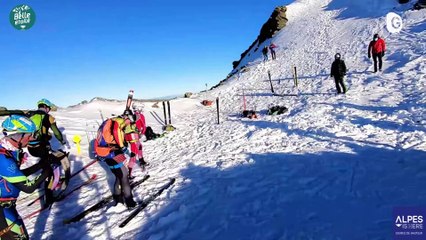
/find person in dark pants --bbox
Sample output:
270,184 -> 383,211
27,99 -> 66,207
269,43 -> 277,60
368,33 -> 386,72
0,115 -> 56,240
330,53 -> 347,94
262,46 -> 269,62
94,116 -> 137,208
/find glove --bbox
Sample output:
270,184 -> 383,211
39,160 -> 53,175
49,155 -> 63,166
121,147 -> 135,158
122,147 -> 130,155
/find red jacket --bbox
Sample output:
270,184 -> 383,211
368,38 -> 386,55
134,112 -> 146,135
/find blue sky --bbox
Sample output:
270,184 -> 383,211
0,0 -> 288,109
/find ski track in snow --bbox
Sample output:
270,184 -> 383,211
14,0 -> 426,239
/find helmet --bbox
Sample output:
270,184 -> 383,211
335,53 -> 341,59
373,34 -> 379,40
2,115 -> 36,133
132,103 -> 144,112
37,98 -> 54,108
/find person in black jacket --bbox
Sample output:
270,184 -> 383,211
330,53 -> 347,94
262,46 -> 269,62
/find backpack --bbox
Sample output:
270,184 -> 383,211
27,110 -> 50,142
243,110 -> 257,119
145,126 -> 160,140
268,106 -> 288,115
94,119 -> 119,157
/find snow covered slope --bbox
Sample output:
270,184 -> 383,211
16,0 -> 426,239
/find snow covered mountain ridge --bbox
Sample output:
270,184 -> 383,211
17,0 -> 425,239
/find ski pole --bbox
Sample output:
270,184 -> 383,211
268,70 -> 275,93
167,101 -> 171,125
216,97 -> 220,124
162,102 -> 167,125
99,110 -> 104,122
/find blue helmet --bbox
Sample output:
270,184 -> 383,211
2,115 -> 36,133
37,98 -> 54,108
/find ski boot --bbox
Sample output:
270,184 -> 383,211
112,194 -> 124,206
139,158 -> 149,171
128,168 -> 136,180
124,197 -> 137,209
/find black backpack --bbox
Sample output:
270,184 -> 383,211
268,106 -> 288,115
145,126 -> 160,140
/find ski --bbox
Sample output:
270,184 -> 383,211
149,111 -> 166,126
119,177 -> 176,228
25,159 -> 98,207
23,174 -> 98,220
125,90 -> 134,110
63,174 -> 150,224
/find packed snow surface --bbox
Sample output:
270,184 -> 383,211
13,0 -> 426,239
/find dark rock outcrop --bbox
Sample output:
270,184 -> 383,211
258,6 -> 288,45
232,6 -> 288,70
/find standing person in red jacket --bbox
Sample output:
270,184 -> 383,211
368,33 -> 386,73
122,107 -> 149,180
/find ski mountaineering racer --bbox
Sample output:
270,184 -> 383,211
94,115 -> 138,208
27,99 -> 68,207
0,115 -> 60,240
122,107 -> 148,179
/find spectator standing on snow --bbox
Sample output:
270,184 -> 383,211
262,46 -> 269,62
330,53 -> 347,94
368,33 -> 386,73
269,43 -> 277,60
